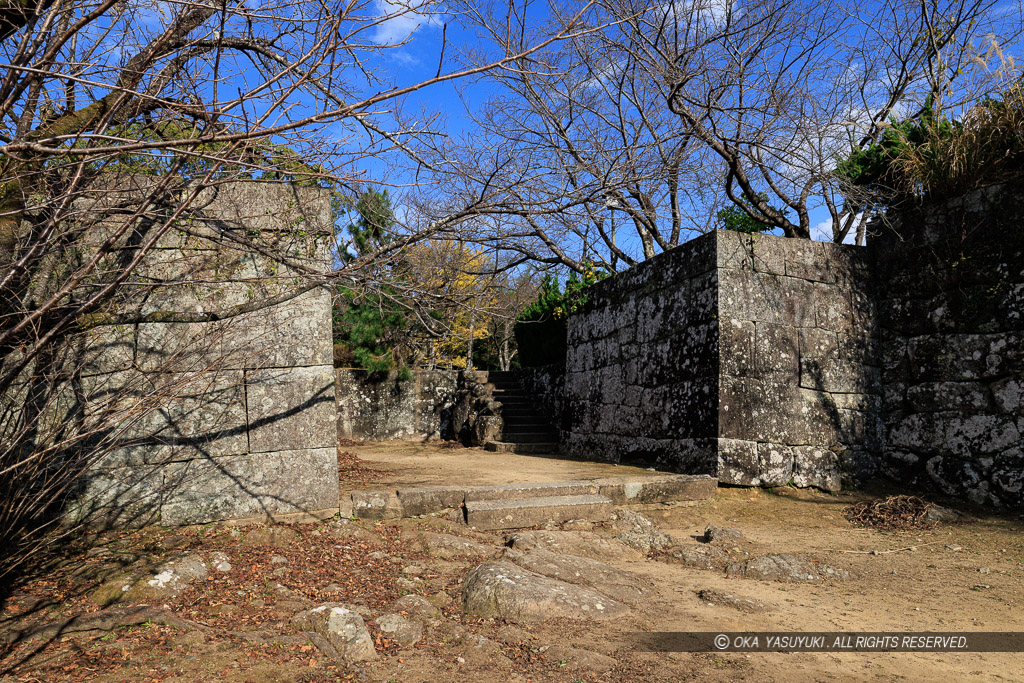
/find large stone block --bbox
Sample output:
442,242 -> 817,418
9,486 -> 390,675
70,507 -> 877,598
715,231 -> 754,271
905,381 -> 990,412
136,320 -> 239,372
73,325 -> 137,377
791,446 -> 840,492
717,438 -> 760,486
191,182 -> 333,237
233,288 -> 333,369
755,322 -> 800,381
84,369 -> 248,468
720,318 -> 755,377
784,241 -> 836,283
813,282 -> 854,332
757,443 -> 795,487
66,465 -> 166,528
160,447 -> 338,525
720,269 -> 814,327
943,414 -> 1021,458
246,365 -> 336,453
799,357 -> 880,394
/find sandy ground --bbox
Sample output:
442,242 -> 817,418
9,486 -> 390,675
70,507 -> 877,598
2,441 -> 1022,683
339,441 -> 670,490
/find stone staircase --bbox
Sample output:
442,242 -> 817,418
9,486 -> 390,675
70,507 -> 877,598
484,370 -> 560,455
463,481 -> 613,530
347,474 -> 719,531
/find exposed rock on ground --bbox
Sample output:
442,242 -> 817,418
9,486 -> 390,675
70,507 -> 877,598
695,588 -> 769,613
455,632 -> 512,669
90,552 -> 211,605
702,525 -> 744,543
291,603 -> 378,663
609,510 -> 677,553
461,560 -> 629,621
375,613 -> 423,647
500,547 -> 647,603
13,606 -> 194,641
658,544 -> 730,570
409,531 -> 497,559
505,530 -> 642,560
540,644 -> 618,673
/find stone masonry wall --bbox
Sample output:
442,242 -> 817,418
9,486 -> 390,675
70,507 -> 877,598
563,234 -> 720,472
67,182 -> 339,527
336,369 -> 458,441
715,231 -> 881,491
563,231 -> 881,490
519,363 -> 567,436
873,186 -> 1024,507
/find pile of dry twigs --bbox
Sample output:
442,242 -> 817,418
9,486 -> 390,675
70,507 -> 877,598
843,495 -> 935,530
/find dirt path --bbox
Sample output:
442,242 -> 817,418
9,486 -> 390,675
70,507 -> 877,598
2,445 -> 1022,683
340,441 -> 671,490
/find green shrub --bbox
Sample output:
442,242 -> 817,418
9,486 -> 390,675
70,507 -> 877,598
838,87 -> 1024,207
515,266 -> 606,367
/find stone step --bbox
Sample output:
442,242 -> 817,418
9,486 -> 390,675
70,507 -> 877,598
465,494 -> 613,530
501,423 -> 558,433
465,481 -> 599,502
347,474 -> 718,519
484,441 -> 560,454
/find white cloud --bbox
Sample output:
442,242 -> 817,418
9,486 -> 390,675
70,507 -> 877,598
369,0 -> 443,47
811,213 -> 863,243
660,0 -> 737,29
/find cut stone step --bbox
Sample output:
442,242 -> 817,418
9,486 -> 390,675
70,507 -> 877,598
484,441 -> 560,454
465,494 -> 613,530
465,481 -> 600,502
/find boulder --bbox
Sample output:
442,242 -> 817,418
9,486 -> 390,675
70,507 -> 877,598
388,594 -> 441,618
375,613 -> 423,648
609,510 -> 676,553
291,604 -> 377,663
461,560 -> 629,621
505,530 -> 641,560
501,548 -> 646,603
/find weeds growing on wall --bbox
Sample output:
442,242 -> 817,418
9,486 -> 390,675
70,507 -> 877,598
838,85 -> 1024,209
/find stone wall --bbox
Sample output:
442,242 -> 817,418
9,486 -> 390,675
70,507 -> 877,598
563,234 -> 720,471
519,363 -> 567,435
562,231 -> 880,490
66,182 -> 339,526
873,186 -> 1024,507
336,369 -> 458,441
716,231 -> 881,491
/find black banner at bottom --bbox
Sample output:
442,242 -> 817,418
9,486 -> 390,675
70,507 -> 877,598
631,632 -> 1024,652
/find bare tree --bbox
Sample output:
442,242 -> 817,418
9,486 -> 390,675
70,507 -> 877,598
417,1 -> 714,274
646,0 -> 1023,242
418,0 -> 1021,266
0,0 -> 597,587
